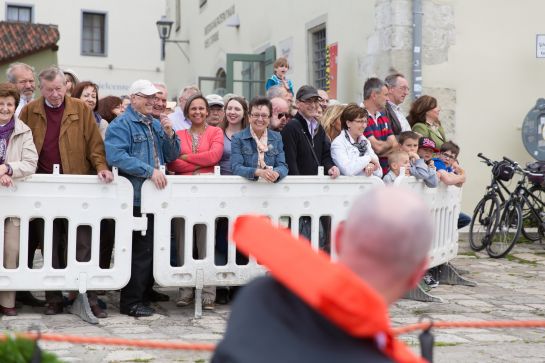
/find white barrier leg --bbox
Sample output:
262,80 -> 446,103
68,293 -> 98,324
194,269 -> 204,319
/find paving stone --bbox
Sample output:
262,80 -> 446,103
455,299 -> 494,308
434,334 -> 471,344
465,333 -> 522,342
103,350 -> 155,362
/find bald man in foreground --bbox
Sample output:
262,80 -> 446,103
212,187 -> 433,363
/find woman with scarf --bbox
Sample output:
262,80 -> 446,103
0,83 -> 38,316
231,97 -> 288,182
408,95 -> 447,149
72,81 -> 109,139
331,104 -> 382,177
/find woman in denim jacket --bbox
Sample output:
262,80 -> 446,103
231,97 -> 288,182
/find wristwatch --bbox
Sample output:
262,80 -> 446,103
5,164 -> 13,176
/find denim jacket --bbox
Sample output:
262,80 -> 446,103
231,127 -> 288,181
105,105 -> 180,205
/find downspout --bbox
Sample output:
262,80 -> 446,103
412,0 -> 423,98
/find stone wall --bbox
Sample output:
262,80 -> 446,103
359,0 -> 457,138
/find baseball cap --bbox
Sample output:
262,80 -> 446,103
296,85 -> 321,101
129,80 -> 160,96
418,137 -> 439,152
206,94 -> 225,107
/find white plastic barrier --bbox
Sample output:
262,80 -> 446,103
0,171 -> 144,293
140,174 -> 384,291
394,175 -> 461,268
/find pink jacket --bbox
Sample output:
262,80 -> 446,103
167,126 -> 224,175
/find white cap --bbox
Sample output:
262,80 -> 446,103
129,80 -> 160,96
206,94 -> 224,107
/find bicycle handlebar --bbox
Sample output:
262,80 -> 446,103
477,153 -> 494,166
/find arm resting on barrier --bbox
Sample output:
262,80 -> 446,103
437,169 -> 465,186
7,122 -> 38,179
160,131 -> 181,164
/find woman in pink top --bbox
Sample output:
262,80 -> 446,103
168,94 -> 224,175
167,94 -> 224,310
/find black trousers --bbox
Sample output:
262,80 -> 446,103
28,219 -> 92,303
120,207 -> 154,311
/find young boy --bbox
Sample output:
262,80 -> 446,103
382,150 -> 410,184
399,132 -> 438,188
433,141 -> 466,187
265,57 -> 294,96
416,136 -> 438,168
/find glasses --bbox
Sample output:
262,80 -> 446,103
442,152 -> 457,160
250,113 -> 270,120
135,93 -> 155,100
277,112 -> 290,119
398,86 -> 410,91
349,118 -> 367,124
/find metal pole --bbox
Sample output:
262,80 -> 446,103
412,0 -> 423,98
161,39 -> 166,61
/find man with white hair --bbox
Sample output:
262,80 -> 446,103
20,66 -> 114,316
105,79 -> 180,317
213,187 -> 433,362
168,85 -> 200,131
6,62 -> 36,118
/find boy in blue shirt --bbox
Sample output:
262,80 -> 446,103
265,57 -> 294,96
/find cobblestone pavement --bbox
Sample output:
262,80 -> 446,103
3,235 -> 545,362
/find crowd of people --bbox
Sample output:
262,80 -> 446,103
0,58 -> 468,318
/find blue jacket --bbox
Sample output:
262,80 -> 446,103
231,127 -> 288,181
265,74 -> 294,95
105,105 -> 180,205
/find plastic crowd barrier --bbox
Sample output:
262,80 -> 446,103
0,169 -> 144,293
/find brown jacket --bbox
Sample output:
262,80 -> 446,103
19,96 -> 108,174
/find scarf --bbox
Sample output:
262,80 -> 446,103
0,117 -> 16,165
233,216 -> 426,363
344,130 -> 368,156
250,127 -> 269,169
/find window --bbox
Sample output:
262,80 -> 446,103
82,12 -> 106,56
310,26 -> 327,90
6,5 -> 32,22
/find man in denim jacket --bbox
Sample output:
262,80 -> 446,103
105,80 -> 180,317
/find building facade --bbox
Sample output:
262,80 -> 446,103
1,0 -> 166,96
163,0 -> 545,211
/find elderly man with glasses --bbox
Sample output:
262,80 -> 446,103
105,79 -> 180,317
384,73 -> 412,137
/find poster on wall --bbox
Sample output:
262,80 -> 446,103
326,42 -> 338,99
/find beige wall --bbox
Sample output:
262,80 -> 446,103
424,0 -> 545,211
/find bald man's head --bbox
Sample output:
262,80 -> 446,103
336,187 -> 433,303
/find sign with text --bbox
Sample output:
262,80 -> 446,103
326,43 -> 338,99
537,34 -> 545,58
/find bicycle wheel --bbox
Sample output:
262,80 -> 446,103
469,194 -> 500,251
486,200 -> 522,258
521,185 -> 545,241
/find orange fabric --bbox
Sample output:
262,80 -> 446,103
232,215 -> 427,363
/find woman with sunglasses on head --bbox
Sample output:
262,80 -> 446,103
331,104 -> 381,177
408,95 -> 447,149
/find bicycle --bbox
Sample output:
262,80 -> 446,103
521,161 -> 545,241
485,157 -> 545,258
469,153 -> 515,253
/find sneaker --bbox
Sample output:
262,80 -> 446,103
176,296 -> 193,307
203,298 -> 215,311
423,273 -> 439,288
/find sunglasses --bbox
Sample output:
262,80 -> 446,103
277,112 -> 290,119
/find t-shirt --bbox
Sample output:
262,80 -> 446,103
432,157 -> 452,172
364,113 -> 393,175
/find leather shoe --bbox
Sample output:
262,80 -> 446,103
90,304 -> 108,318
148,290 -> 169,302
44,302 -> 64,315
121,303 -> 155,317
0,305 -> 17,316
16,291 -> 46,307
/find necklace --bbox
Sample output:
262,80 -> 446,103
189,125 -> 207,153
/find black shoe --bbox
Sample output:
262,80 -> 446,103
44,302 -> 64,315
121,303 -> 155,317
216,288 -> 230,305
148,289 -> 169,302
16,291 -> 46,307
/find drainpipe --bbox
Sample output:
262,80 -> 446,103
412,0 -> 423,98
